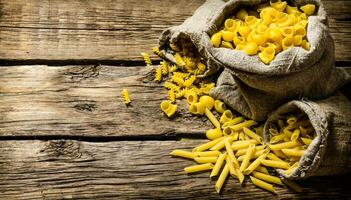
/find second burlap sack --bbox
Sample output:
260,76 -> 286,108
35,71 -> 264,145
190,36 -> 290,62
263,92 -> 351,179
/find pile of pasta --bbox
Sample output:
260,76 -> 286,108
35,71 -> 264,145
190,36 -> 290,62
211,0 -> 316,64
140,40 -> 316,194
170,108 -> 316,194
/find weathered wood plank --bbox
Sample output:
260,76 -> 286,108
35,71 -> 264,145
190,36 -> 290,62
0,65 -> 210,137
0,140 -> 349,199
0,0 -> 350,62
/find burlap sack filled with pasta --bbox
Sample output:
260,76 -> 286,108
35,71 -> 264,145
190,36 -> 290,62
159,0 -> 350,121
263,92 -> 351,179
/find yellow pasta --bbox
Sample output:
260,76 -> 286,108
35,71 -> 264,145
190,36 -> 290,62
199,95 -> 215,110
261,159 -> 290,169
268,141 -> 298,151
168,89 -> 176,103
160,100 -> 177,118
240,144 -> 256,172
236,145 -> 266,156
267,153 -> 283,162
206,128 -> 223,140
220,110 -> 233,124
230,120 -> 258,131
282,36 -> 293,50
214,100 -> 226,113
244,42 -> 259,55
255,165 -> 269,174
223,127 -> 234,136
222,116 -> 245,128
193,137 -> 225,152
300,4 -> 316,16
211,136 -> 235,151
184,163 -> 214,173
121,89 -> 131,105
301,39 -> 310,50
152,46 -> 165,58
237,149 -> 267,162
250,176 -> 277,194
174,53 -> 186,67
189,102 -> 206,115
186,90 -> 198,104
210,153 -> 227,177
154,67 -> 162,82
270,133 -> 288,144
164,81 -> 180,92
205,108 -> 221,129
141,52 -> 152,66
211,32 -> 222,47
170,150 -> 194,159
236,9 -> 248,21
226,156 -> 237,177
242,127 -> 264,143
194,156 -> 218,164
225,140 -> 240,168
259,46 -> 275,64
215,164 -> 230,193
252,171 -> 283,185
243,153 -> 268,175
281,148 -> 305,157
231,139 -> 259,151
194,150 -> 221,157
301,137 -> 312,145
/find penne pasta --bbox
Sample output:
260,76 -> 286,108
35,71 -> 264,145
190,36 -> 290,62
240,144 -> 256,172
236,145 -> 266,156
267,153 -> 284,162
231,139 -> 259,151
250,176 -> 277,194
194,151 -> 221,157
255,166 -> 269,174
194,156 -> 218,164
226,156 -> 237,177
237,149 -> 267,162
268,141 -> 298,151
243,152 -> 268,175
281,148 -> 305,157
222,116 -> 245,128
261,159 -> 290,169
230,120 -> 258,131
215,164 -> 230,193
210,153 -> 227,177
220,110 -> 233,124
243,127 -> 264,143
252,171 -> 283,185
225,140 -> 240,168
170,150 -> 194,159
184,163 -> 214,173
211,136 -> 235,151
193,137 -> 224,152
205,108 -> 221,129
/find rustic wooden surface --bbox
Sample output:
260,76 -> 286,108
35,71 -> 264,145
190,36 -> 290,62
0,0 -> 350,199
0,0 -> 350,63
1,140 -> 350,200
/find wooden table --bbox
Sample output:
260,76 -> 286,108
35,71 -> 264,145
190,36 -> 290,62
0,0 -> 350,199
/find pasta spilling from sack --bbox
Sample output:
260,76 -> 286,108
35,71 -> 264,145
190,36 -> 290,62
266,112 -> 316,176
169,100 -> 314,194
210,1 -> 316,64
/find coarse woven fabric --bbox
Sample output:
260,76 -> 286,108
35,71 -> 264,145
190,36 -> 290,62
263,92 -> 351,179
159,0 -> 351,121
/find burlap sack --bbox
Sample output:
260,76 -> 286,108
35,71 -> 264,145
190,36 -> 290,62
159,0 -> 351,121
263,92 -> 351,179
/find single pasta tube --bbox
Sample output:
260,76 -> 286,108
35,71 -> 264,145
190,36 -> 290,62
243,152 -> 268,175
206,128 -> 223,140
243,127 -> 263,143
236,145 -> 266,156
240,144 -> 256,172
281,148 -> 305,157
268,141 -> 299,151
205,108 -> 221,129
193,137 -> 225,152
252,171 -> 283,185
250,176 -> 277,194
231,140 -> 259,151
222,116 -> 245,128
211,136 -> 235,151
226,156 -> 237,177
225,140 -> 240,168
267,153 -> 283,162
220,110 -> 234,124
210,153 -> 227,177
194,150 -> 221,157
229,120 -> 258,131
184,163 -> 214,173
214,100 -> 226,113
194,156 -> 218,164
261,159 -> 290,169
215,164 -> 230,193
170,150 -> 194,159
255,166 -> 269,174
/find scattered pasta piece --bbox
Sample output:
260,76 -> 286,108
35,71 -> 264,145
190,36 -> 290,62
121,89 -> 131,105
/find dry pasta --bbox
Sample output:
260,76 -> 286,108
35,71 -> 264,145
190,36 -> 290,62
121,89 -> 131,105
210,153 -> 227,177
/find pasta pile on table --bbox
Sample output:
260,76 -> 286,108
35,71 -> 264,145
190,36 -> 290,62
140,41 -> 316,194
211,0 -> 315,64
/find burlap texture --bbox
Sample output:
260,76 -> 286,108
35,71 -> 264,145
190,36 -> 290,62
263,92 -> 351,179
159,0 -> 351,121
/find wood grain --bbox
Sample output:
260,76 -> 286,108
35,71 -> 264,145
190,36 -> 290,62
0,139 -> 350,199
0,65 -> 210,137
0,0 -> 350,63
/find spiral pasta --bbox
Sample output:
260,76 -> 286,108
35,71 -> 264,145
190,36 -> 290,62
121,89 -> 131,105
